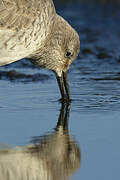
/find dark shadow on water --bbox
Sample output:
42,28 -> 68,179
0,103 -> 81,180
0,69 -> 51,83
55,0 -> 120,4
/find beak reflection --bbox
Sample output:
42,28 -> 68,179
30,102 -> 81,179
56,71 -> 71,101
0,103 -> 81,180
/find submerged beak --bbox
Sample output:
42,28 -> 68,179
56,71 -> 71,102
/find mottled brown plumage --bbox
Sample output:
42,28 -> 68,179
0,0 -> 80,101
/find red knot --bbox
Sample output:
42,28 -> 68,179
0,0 -> 80,101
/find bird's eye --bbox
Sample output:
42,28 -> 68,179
65,51 -> 72,58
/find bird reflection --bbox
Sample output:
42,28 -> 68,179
0,103 -> 81,180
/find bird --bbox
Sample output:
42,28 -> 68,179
0,103 -> 81,180
0,0 -> 80,101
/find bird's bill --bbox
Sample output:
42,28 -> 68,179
56,71 -> 71,102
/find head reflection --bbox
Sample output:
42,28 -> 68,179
0,103 -> 81,180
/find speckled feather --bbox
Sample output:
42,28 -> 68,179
0,0 -> 80,77
0,0 -> 55,65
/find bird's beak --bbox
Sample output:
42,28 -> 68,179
56,71 -> 71,102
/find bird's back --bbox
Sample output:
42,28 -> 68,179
0,0 -> 56,65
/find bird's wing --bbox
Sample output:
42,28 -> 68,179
0,0 -> 56,65
0,0 -> 55,31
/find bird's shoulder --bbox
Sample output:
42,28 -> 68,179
0,0 -> 56,31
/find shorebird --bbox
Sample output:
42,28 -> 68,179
0,103 -> 81,180
0,0 -> 80,101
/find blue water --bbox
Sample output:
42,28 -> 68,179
0,1 -> 120,180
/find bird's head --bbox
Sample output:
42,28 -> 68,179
44,14 -> 80,77
30,14 -> 80,101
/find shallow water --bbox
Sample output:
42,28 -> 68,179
0,1 -> 120,180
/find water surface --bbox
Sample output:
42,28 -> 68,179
0,1 -> 120,180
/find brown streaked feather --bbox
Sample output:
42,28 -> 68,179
0,0 -> 56,66
0,0 -> 55,31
